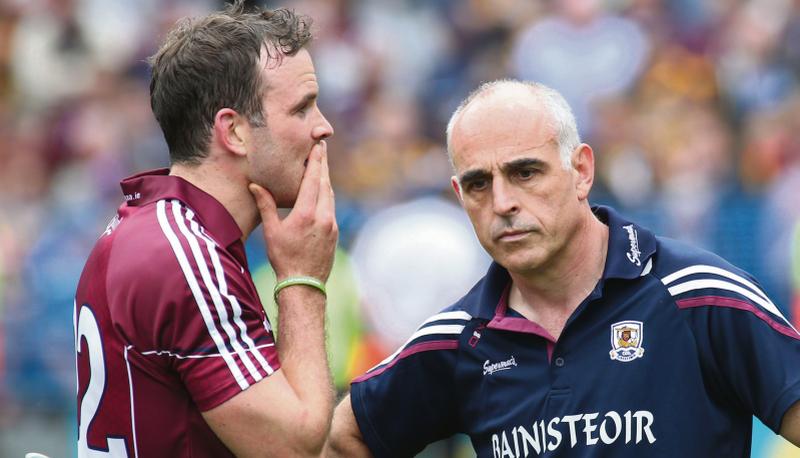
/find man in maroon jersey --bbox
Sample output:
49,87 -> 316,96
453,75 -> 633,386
73,1 -> 336,456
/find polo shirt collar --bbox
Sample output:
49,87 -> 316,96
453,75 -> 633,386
469,205 -> 657,321
120,168 -> 243,248
593,205 -> 656,281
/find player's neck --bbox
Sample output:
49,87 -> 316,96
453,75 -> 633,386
169,159 -> 259,241
509,212 -> 609,315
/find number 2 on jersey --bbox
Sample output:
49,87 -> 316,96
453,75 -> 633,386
75,303 -> 129,457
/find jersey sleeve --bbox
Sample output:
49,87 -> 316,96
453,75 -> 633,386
662,262 -> 800,432
349,310 -> 471,457
166,248 -> 280,411
114,202 -> 281,412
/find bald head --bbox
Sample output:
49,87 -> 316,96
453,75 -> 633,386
446,80 -> 580,170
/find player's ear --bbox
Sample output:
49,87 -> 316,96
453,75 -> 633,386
571,143 -> 594,201
451,176 -> 464,203
213,108 -> 248,158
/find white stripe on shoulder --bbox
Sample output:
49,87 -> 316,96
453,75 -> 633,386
667,278 -> 797,332
170,202 -> 266,383
639,258 -> 653,277
156,199 -> 249,390
375,323 -> 466,370
660,264 -> 797,332
184,209 -> 275,376
661,264 -> 770,302
420,310 -> 472,327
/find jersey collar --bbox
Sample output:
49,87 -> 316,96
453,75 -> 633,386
119,168 -> 243,248
466,205 -> 657,321
593,205 -> 656,280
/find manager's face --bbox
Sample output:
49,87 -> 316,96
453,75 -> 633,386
449,95 -> 585,276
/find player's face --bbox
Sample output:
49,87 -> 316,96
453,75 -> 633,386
450,98 -> 584,275
247,48 -> 333,208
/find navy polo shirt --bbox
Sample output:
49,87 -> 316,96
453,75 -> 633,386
350,206 -> 800,458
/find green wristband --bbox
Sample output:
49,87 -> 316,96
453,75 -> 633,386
273,276 -> 327,303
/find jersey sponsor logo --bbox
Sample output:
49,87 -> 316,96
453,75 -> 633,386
124,192 -> 141,202
623,224 -> 641,266
483,356 -> 517,375
609,321 -> 645,362
490,410 -> 656,457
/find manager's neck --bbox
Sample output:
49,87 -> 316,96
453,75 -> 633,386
509,210 -> 609,315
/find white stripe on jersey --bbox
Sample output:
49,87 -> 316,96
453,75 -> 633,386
184,209 -> 274,376
373,313 -> 471,371
419,310 -> 473,327
661,264 -> 770,303
666,277 -> 797,333
156,199 -> 249,389
124,345 -> 139,458
640,258 -> 653,277
170,201 -> 265,383
141,343 -> 275,360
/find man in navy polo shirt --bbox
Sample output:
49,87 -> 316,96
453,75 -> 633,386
325,80 -> 800,457
74,2 -> 338,457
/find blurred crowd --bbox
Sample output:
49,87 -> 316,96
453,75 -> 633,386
1,0 -> 799,456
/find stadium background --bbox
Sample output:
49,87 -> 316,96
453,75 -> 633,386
1,0 -> 799,456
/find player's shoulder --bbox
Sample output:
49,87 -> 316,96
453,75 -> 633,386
104,198 -> 253,343
111,201 -> 175,262
105,198 -> 244,308
111,198 -> 239,271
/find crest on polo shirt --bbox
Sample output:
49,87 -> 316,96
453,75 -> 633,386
609,320 -> 645,362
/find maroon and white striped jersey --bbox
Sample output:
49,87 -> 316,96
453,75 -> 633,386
74,169 -> 280,457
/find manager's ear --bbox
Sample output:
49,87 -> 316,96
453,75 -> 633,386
451,176 -> 464,204
572,143 -> 595,201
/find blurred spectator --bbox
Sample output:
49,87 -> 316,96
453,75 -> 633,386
355,0 -> 449,98
757,95 -> 800,307
716,0 -> 796,119
10,0 -> 95,112
511,0 -> 650,135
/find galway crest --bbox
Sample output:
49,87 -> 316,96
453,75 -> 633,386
609,320 -> 645,362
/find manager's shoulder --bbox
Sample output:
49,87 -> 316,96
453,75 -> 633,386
651,236 -> 752,281
439,271 -> 497,325
648,235 -> 785,321
419,302 -> 477,333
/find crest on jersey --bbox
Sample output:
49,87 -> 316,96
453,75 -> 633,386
609,320 -> 645,362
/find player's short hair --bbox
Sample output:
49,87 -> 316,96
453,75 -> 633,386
445,79 -> 580,170
148,0 -> 312,165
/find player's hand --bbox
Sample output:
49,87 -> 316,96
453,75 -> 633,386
249,140 -> 338,283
